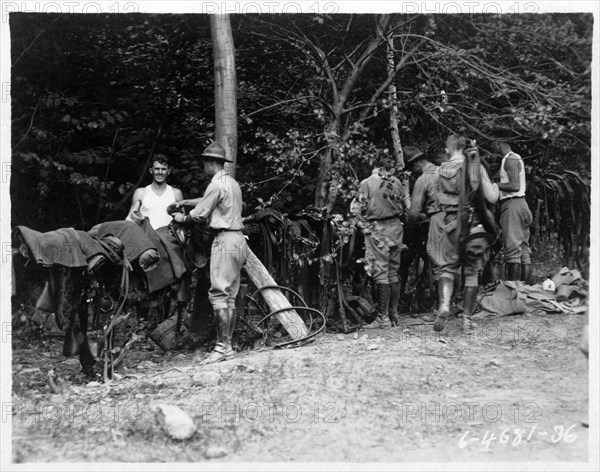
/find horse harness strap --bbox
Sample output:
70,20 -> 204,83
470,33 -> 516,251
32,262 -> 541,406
367,214 -> 401,222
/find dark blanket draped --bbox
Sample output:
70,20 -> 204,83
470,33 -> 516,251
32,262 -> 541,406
14,226 -> 87,267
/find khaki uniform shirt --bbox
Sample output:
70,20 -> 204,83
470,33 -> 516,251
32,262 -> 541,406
352,168 -> 411,221
190,170 -> 244,230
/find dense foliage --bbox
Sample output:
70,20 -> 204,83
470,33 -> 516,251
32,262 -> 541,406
11,13 -> 592,231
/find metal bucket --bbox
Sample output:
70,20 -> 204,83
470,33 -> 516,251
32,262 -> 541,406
345,295 -> 377,324
149,314 -> 189,352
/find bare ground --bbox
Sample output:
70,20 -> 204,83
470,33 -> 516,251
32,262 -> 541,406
11,307 -> 589,464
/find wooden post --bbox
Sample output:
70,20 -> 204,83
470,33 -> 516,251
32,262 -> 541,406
243,248 -> 309,339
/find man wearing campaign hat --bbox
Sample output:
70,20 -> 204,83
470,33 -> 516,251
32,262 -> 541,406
407,143 -> 447,322
172,141 -> 248,364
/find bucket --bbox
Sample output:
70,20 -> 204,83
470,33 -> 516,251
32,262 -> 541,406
150,314 -> 189,351
345,295 -> 377,324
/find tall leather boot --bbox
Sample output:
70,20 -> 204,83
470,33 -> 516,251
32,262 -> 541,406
370,279 -> 379,306
505,263 -> 521,281
199,308 -> 233,365
363,283 -> 392,329
226,308 -> 237,357
521,264 -> 532,284
433,277 -> 454,333
461,286 -> 479,333
388,282 -> 401,327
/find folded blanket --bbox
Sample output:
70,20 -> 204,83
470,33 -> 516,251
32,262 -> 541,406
93,221 -> 158,266
136,218 -> 177,293
155,226 -> 187,279
14,226 -> 87,267
479,268 -> 588,316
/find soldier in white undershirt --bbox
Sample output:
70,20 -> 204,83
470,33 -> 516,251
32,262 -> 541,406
493,141 -> 533,283
126,154 -> 183,230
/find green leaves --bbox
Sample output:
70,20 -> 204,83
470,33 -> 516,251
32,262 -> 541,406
9,13 -> 591,232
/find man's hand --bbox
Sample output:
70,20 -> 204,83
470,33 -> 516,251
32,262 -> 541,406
173,212 -> 187,224
167,201 -> 184,215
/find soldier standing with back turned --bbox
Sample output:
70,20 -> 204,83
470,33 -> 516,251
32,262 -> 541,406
351,151 -> 412,329
494,141 -> 533,283
432,134 -> 499,333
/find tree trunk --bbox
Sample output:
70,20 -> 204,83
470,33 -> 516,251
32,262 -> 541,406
210,14 -> 238,177
210,17 -> 307,341
387,35 -> 404,170
314,118 -> 340,210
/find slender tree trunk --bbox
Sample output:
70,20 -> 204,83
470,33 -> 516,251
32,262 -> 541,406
315,118 -> 340,210
387,35 -> 404,170
314,14 -> 392,211
210,14 -> 238,177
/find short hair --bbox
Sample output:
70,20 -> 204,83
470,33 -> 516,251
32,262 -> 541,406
427,141 -> 446,161
446,134 -> 467,153
152,153 -> 169,167
493,141 -> 511,154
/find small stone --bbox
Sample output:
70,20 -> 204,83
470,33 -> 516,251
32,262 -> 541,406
192,371 -> 221,387
153,404 -> 196,440
87,381 -> 101,387
236,364 -> 256,373
360,334 -> 368,341
204,445 -> 227,459
336,334 -> 345,341
486,360 -> 501,368
135,393 -> 145,399
353,332 -> 359,340
438,337 -> 447,344
367,344 -> 379,351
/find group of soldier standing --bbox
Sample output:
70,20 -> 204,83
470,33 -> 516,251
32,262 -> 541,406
127,135 -> 532,365
351,134 -> 533,334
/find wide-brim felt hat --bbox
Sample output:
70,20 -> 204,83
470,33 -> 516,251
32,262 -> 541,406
404,145 -> 425,166
202,141 -> 233,163
464,224 -> 495,244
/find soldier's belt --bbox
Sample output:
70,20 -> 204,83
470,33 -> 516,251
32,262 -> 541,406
367,214 -> 401,222
500,195 -> 524,202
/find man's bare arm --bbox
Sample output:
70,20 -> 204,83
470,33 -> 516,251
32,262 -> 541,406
126,188 -> 144,219
480,167 -> 500,203
408,178 -> 426,222
173,188 -> 184,203
175,197 -> 203,208
497,158 -> 521,193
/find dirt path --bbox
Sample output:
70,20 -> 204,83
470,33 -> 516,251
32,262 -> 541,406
11,310 -> 589,463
